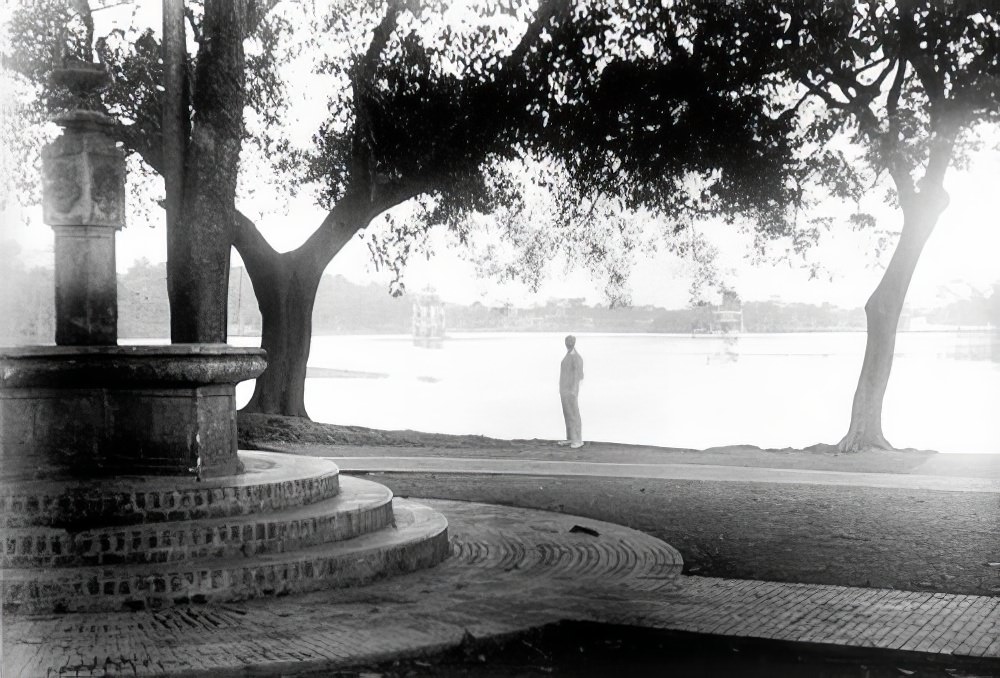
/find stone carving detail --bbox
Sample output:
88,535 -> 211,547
42,133 -> 125,229
91,158 -> 124,223
44,159 -> 82,214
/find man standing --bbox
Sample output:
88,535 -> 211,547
558,335 -> 584,449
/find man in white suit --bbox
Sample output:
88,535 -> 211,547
558,335 -> 584,449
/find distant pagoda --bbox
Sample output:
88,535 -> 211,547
712,290 -> 744,333
413,289 -> 446,348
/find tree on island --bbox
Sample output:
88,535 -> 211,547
777,2 -> 1000,451
4,0 -> 808,417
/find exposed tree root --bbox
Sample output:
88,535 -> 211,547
837,429 -> 893,453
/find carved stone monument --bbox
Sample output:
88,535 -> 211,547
0,61 -> 448,615
43,62 -> 124,345
0,62 -> 266,480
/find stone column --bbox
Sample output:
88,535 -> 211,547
41,63 -> 125,346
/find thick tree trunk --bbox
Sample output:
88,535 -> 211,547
167,0 -> 248,343
241,254 -> 320,416
838,185 -> 949,451
234,190 -> 381,417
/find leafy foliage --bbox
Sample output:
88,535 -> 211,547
779,1 -> 1000,197
2,1 -> 849,307
295,0 -> 831,303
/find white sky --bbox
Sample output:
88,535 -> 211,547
3,1 -> 999,311
5,147 -> 999,311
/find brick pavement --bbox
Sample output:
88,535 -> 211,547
2,498 -> 997,677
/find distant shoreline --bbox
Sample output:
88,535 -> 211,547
305,366 -> 389,379
217,325 -> 998,341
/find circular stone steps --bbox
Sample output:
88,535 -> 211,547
1,452 -> 451,614
0,451 -> 341,528
1,476 -> 394,568
2,499 -> 449,614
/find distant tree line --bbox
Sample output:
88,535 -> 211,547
0,242 -> 54,344
3,255 -> 998,345
453,300 -> 866,333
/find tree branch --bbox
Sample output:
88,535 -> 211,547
895,0 -> 945,103
247,0 -> 281,36
351,0 -> 405,194
507,0 -> 572,67
293,177 -> 430,275
801,77 -> 850,110
880,58 -> 915,199
232,209 -> 280,281
290,0 -> 573,284
855,57 -> 897,101
114,122 -> 164,174
885,58 -> 907,119
922,123 -> 958,189
360,0 -> 402,79
851,54 -> 892,79
780,89 -> 814,120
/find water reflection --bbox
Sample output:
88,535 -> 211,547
934,330 -> 1000,362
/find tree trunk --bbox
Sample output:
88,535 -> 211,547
234,189 -> 380,417
161,0 -> 187,280
167,0 -> 248,343
241,253 -> 321,416
838,185 -> 949,452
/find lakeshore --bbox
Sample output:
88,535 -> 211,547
233,330 -> 1000,454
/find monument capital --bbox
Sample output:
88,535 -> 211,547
41,129 -> 125,229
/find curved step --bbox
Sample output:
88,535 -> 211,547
2,499 -> 449,614
0,451 -> 339,529
2,476 -> 393,568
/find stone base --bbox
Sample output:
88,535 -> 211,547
1,452 -> 450,614
1,451 -> 341,529
0,344 -> 266,481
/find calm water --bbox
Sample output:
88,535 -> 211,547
231,331 -> 1000,454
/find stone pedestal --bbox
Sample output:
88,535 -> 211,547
42,104 -> 126,346
52,225 -> 118,345
0,345 -> 266,482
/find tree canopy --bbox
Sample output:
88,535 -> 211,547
3,0 -> 826,416
15,1 -> 996,438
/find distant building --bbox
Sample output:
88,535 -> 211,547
413,291 -> 445,348
712,290 -> 744,333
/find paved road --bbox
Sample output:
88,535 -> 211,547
327,456 -> 1000,492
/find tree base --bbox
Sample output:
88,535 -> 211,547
837,429 -> 893,453
240,400 -> 311,419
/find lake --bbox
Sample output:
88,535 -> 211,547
231,330 -> 1000,454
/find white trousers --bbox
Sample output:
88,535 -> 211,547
560,391 -> 582,443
